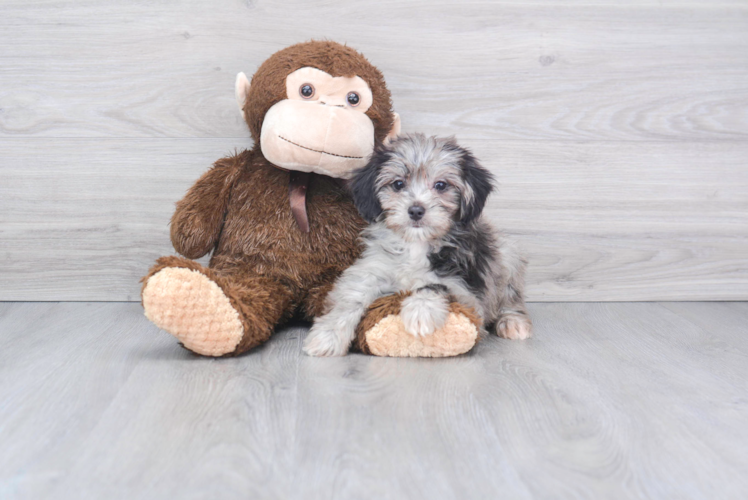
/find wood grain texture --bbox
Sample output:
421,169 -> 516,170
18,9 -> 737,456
1,302 -> 748,499
2,138 -> 746,301
1,1 -> 747,141
0,0 -> 747,301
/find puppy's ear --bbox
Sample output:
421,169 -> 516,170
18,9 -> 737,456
349,148 -> 389,223
457,148 -> 495,225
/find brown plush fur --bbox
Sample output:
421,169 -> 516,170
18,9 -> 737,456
244,41 -> 394,145
144,150 -> 367,354
142,41 -> 387,355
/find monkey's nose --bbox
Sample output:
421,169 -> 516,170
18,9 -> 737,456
408,205 -> 425,221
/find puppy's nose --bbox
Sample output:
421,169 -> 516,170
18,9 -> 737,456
408,205 -> 425,221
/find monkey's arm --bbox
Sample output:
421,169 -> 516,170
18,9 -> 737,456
170,155 -> 244,259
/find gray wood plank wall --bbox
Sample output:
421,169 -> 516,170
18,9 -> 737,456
1,0 -> 747,301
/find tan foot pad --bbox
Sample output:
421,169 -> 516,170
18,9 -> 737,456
364,312 -> 478,358
142,267 -> 243,356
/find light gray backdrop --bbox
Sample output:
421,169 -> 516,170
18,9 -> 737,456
1,0 -> 747,301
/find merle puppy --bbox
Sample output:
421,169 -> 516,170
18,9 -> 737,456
304,134 -> 532,356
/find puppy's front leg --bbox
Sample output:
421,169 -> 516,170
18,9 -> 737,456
303,271 -> 382,357
303,312 -> 360,357
401,284 -> 451,337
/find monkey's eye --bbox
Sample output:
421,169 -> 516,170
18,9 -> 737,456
299,84 -> 315,99
392,180 -> 405,191
347,91 -> 360,106
434,181 -> 448,192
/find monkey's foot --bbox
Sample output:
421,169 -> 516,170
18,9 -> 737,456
355,293 -> 480,357
142,267 -> 244,356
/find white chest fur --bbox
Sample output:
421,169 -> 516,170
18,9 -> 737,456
393,240 -> 437,290
363,225 -> 442,294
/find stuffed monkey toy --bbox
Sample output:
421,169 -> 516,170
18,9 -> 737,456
141,41 -> 480,357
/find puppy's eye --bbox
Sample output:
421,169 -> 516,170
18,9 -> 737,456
392,180 -> 405,191
347,92 -> 360,106
434,181 -> 448,192
299,84 -> 315,99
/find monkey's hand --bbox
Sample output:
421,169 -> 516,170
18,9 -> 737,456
170,156 -> 243,259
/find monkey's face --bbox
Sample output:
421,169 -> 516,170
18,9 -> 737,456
236,42 -> 401,180
248,67 -> 379,179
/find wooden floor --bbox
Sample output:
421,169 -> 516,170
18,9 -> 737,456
1,302 -> 747,499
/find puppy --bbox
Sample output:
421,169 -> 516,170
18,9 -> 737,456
303,134 -> 532,357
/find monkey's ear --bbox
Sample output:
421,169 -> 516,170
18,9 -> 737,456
235,72 -> 251,119
458,148 -> 495,225
383,112 -> 401,145
349,150 -> 388,223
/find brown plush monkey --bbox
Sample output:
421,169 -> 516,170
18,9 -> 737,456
141,41 -> 480,357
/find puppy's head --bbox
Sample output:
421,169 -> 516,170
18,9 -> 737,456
350,133 -> 495,242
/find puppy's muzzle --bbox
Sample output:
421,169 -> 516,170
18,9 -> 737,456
408,205 -> 425,221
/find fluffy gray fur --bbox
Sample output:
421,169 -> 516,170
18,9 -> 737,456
304,134 -> 532,357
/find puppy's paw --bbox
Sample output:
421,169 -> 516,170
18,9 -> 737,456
401,292 -> 450,337
497,313 -> 532,340
303,323 -> 350,357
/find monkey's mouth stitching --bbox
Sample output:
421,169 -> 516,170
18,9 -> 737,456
278,136 -> 364,160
